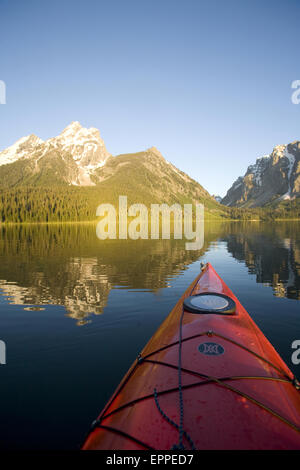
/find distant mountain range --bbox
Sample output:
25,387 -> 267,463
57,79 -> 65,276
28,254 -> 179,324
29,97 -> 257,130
222,141 -> 300,207
1,123 -> 299,222
0,122 -> 226,222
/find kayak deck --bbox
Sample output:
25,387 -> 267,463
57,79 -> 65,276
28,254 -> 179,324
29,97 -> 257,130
82,263 -> 300,450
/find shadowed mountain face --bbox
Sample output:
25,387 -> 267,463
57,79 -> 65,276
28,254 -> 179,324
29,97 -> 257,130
0,223 -> 300,326
222,141 -> 300,207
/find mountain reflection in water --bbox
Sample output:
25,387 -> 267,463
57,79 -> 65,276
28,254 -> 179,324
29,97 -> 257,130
223,223 -> 300,300
0,221 -> 299,325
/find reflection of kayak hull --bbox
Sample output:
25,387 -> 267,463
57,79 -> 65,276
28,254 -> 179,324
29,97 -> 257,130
82,263 -> 300,450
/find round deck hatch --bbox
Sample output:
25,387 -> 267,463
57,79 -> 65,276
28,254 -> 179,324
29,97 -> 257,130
183,293 -> 236,314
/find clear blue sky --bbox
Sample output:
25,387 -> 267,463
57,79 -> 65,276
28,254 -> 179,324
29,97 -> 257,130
0,0 -> 299,196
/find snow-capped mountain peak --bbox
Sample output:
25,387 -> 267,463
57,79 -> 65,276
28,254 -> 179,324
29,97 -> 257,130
0,134 -> 43,166
47,121 -> 110,168
0,122 -> 111,186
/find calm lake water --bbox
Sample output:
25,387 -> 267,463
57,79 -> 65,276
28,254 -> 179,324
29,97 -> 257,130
0,221 -> 299,449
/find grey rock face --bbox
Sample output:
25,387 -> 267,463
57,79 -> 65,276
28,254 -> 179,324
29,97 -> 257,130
222,142 -> 300,207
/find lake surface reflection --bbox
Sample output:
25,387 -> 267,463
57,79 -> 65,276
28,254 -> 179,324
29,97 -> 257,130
0,221 -> 299,449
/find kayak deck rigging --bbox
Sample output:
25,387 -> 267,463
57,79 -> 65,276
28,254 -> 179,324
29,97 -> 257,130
82,263 -> 300,450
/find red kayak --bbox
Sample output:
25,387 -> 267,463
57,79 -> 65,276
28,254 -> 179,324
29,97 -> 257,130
82,263 -> 300,450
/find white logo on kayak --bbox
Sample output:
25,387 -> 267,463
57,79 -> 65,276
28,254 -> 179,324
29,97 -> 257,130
204,344 -> 219,354
198,342 -> 224,356
96,196 -> 204,251
0,340 -> 6,365
291,340 -> 300,365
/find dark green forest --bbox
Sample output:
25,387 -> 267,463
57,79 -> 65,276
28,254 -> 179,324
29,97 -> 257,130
0,186 -> 300,223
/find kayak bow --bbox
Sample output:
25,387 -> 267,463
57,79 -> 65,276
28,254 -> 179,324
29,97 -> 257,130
82,262 -> 300,450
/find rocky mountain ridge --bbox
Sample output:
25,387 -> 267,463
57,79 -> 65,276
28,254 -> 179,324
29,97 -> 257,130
0,121 -> 111,186
222,141 -> 300,207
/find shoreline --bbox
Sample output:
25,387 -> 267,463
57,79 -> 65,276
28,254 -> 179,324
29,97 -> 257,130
1,218 -> 300,227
